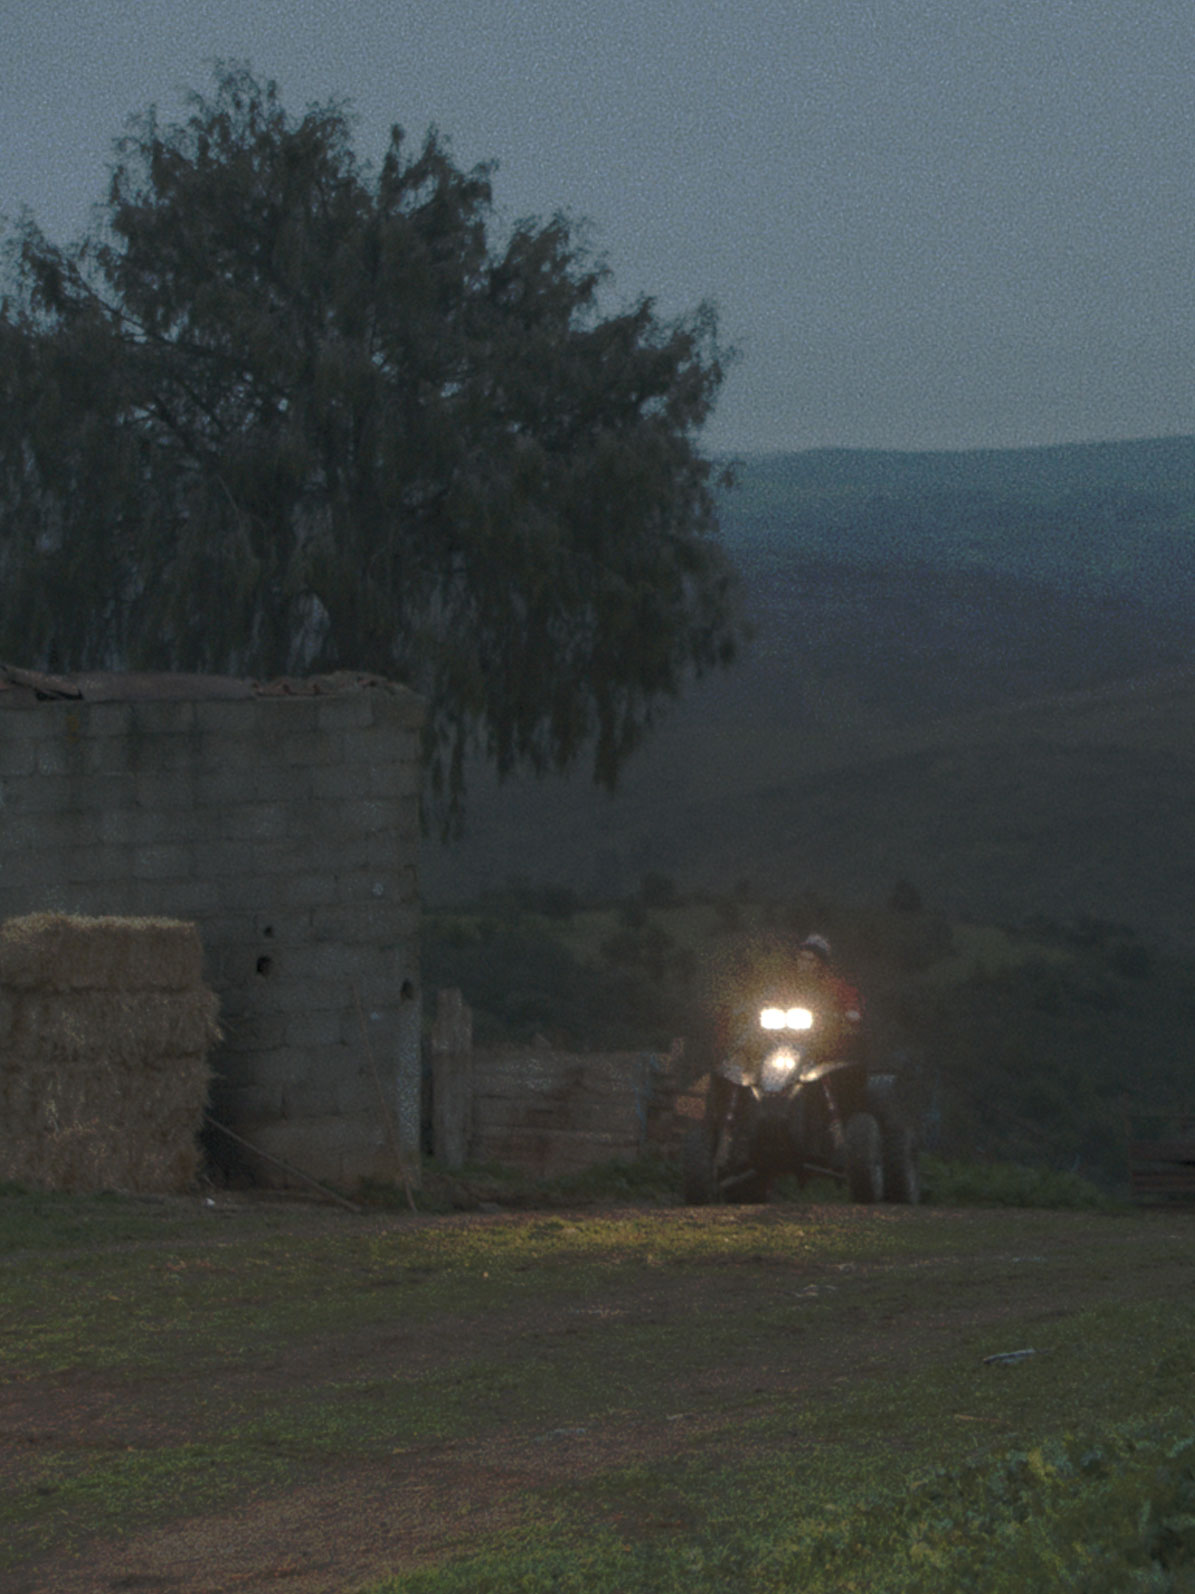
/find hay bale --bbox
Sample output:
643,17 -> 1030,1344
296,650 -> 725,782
0,912 -> 204,991
7,990 -> 220,1068
0,914 -> 219,1194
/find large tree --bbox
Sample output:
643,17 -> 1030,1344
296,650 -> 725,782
0,66 -> 740,823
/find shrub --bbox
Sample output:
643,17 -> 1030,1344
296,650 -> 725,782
919,1156 -> 1121,1210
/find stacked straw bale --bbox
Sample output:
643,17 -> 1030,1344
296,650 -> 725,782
0,913 -> 220,1193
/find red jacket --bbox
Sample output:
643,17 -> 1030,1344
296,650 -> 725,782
711,968 -> 865,1062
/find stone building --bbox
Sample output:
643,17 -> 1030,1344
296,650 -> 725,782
0,664 -> 424,1189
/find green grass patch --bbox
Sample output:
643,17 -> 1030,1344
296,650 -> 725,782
366,1295 -> 1195,1593
1,1437 -> 299,1564
369,1415 -> 1195,1593
3,1191 -> 1192,1585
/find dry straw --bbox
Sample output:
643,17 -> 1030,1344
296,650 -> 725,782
0,913 -> 219,1194
0,911 -> 204,991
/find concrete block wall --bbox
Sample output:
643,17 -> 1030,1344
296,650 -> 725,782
0,677 -> 424,1189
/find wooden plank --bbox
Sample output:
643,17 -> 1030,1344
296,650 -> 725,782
1130,1170 -> 1195,1190
1128,1141 -> 1195,1164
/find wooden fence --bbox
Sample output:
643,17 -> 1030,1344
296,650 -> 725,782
429,989 -> 707,1178
1124,1106 -> 1195,1203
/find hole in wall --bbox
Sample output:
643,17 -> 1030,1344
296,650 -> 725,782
256,956 -> 273,978
262,925 -> 274,938
400,979 -> 415,1001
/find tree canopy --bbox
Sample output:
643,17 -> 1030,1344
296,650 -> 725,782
0,66 -> 740,825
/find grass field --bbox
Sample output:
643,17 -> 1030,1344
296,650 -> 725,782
2,1182 -> 1193,1592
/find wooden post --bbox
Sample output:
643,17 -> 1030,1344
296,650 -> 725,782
432,987 -> 473,1169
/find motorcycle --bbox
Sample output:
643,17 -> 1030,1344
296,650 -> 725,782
682,996 -> 919,1205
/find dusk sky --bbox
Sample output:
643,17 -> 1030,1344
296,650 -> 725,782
3,0 -> 1192,454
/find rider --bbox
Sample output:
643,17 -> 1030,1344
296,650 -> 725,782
791,934 -> 866,1062
695,930 -> 865,1076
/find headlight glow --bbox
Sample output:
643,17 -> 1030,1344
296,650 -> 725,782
760,1049 -> 798,1092
760,1006 -> 814,1032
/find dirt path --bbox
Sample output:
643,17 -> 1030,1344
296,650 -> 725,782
8,1204 -> 1194,1594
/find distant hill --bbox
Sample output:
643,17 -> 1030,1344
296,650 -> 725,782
718,434 -> 1195,610
422,437 -> 1195,945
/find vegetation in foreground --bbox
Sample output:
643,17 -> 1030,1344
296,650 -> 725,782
1,1187 -> 1192,1593
371,1411 -> 1195,1594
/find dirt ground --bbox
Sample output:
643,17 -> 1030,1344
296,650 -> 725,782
7,1201 -> 1194,1594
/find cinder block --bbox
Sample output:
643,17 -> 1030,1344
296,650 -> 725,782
85,702 -> 133,739
128,877 -> 222,917
220,803 -> 292,842
197,912 -> 260,950
394,861 -> 420,904
341,727 -> 403,768
284,1007 -> 346,1048
0,810 -> 80,852
274,730 -> 341,768
351,971 -> 420,1014
251,763 -> 317,803
35,738 -> 88,777
396,794 -> 420,838
318,759 -> 417,800
194,763 -> 256,806
295,835 -> 382,875
393,760 -> 420,799
272,941 -> 370,983
255,698 -> 320,737
129,700 -> 196,736
334,802 -> 399,842
310,764 -> 373,801
308,900 -> 410,945
0,741 -> 35,777
276,1039 -> 366,1084
62,842 -> 136,884
0,709 -> 56,740
317,693 -> 374,731
277,873 -> 339,910
198,869 -> 279,913
334,1073 -> 378,1117
97,806 -> 157,848
250,840 -> 323,877
193,701 -> 259,736
134,771 -> 198,810
281,1083 -> 340,1119
195,839 -> 260,879
247,1115 -> 391,1188
0,843 -> 75,891
132,843 -> 194,880
263,977 -> 354,1016
229,1046 -> 306,1089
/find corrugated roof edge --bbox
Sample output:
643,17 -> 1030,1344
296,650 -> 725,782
0,664 -> 419,707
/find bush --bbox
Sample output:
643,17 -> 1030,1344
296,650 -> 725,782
919,1156 -> 1121,1210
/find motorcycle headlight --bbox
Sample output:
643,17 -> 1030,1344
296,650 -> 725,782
760,1048 -> 798,1093
760,1007 -> 814,1032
